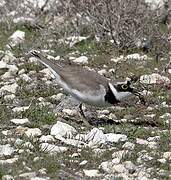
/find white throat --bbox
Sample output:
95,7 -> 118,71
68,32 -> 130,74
108,82 -> 132,101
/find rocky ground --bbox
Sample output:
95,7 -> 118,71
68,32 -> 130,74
0,0 -> 171,180
0,32 -> 171,180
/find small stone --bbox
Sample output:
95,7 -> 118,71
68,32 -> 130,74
39,135 -> 55,143
85,128 -> 107,146
99,161 -> 113,173
126,53 -> 148,61
157,158 -> 166,163
0,144 -> 14,156
41,143 -> 68,154
83,169 -> 101,177
163,152 -> 171,160
136,138 -> 149,145
79,160 -> 88,165
2,175 -> 14,180
50,93 -> 64,101
20,73 -> 32,81
73,56 -> 88,64
18,68 -> 25,75
98,69 -> 107,75
112,158 -> 120,164
123,161 -> 136,173
12,106 -> 29,112
0,157 -> 18,165
140,73 -> 170,84
51,121 -> 77,138
4,94 -> 15,100
112,164 -> 128,173
122,142 -> 135,150
10,118 -> 29,125
105,133 -> 127,143
62,108 -> 77,116
112,150 -> 128,159
8,30 -> 25,47
19,172 -> 37,179
0,83 -> 18,93
25,128 -> 42,138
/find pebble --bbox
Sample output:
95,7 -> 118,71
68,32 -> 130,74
140,73 -> 170,84
51,121 -> 77,138
8,30 -> 25,47
41,143 -> 68,154
10,118 -> 29,125
105,133 -> 127,143
39,135 -> 55,143
0,144 -> 14,156
73,56 -> 88,64
83,169 -> 101,177
122,142 -> 135,150
25,128 -> 42,138
2,175 -> 14,180
0,83 -> 18,94
62,108 -> 77,116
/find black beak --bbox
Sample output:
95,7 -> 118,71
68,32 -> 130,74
132,89 -> 146,105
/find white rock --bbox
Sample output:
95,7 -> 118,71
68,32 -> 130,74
157,158 -> 166,163
12,106 -> 29,112
112,164 -> 128,173
10,118 -> 29,125
111,55 -> 124,63
57,137 -> 87,148
112,150 -> 128,159
50,93 -> 64,101
0,0 -> 6,7
1,72 -> 13,79
73,56 -> 88,64
136,138 -> 149,145
160,113 -> 171,119
2,175 -> 14,180
0,144 -> 14,156
163,152 -> 171,160
62,108 -> 77,116
145,0 -> 164,10
123,161 -> 136,172
40,68 -> 54,79
147,136 -> 160,142
85,128 -> 107,146
60,36 -> 87,47
98,69 -> 107,75
83,169 -> 101,177
39,135 -> 55,143
79,160 -> 88,165
19,172 -> 37,179
1,51 -> 16,63
112,158 -> 120,164
4,94 -> 15,100
0,83 -> 18,93
31,177 -> 49,180
126,53 -> 148,61
105,133 -> 127,143
41,143 -> 68,154
18,68 -> 25,75
25,128 -> 42,138
8,30 -> 25,47
7,64 -> 18,74
122,142 -> 135,150
51,121 -> 77,138
99,161 -> 113,173
0,61 -> 7,68
0,157 -> 18,165
140,73 -> 170,84
19,74 -> 32,81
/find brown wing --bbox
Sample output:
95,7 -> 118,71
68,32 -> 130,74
30,51 -> 109,92
59,65 -> 109,92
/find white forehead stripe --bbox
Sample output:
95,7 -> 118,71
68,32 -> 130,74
108,82 -> 133,101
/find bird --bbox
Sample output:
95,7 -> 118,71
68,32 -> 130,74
27,51 -> 145,124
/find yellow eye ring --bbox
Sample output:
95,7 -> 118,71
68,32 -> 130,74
121,84 -> 128,90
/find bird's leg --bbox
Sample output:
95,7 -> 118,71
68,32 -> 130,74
78,103 -> 92,127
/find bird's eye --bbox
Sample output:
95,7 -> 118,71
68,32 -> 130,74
121,84 -> 128,90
